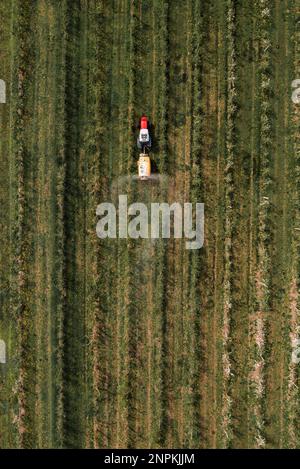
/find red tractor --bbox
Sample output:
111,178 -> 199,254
137,115 -> 152,153
137,115 -> 152,180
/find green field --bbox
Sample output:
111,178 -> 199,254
1,0 -> 300,449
